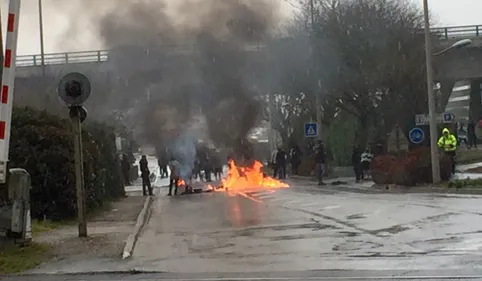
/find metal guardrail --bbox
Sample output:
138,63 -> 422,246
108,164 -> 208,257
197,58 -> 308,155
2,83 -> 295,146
14,25 -> 482,67
431,25 -> 482,39
16,50 -> 109,67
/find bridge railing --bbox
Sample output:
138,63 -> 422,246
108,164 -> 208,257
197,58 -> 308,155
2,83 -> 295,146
16,50 -> 109,67
13,24 -> 482,67
431,25 -> 482,39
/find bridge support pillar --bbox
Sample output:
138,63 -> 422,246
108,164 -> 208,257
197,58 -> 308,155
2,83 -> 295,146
438,79 -> 455,112
470,79 -> 482,122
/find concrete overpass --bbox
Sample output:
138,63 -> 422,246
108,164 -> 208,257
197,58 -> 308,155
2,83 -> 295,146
13,24 -> 482,123
13,24 -> 482,78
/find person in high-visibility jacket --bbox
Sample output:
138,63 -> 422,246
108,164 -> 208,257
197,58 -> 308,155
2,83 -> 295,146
437,128 -> 457,174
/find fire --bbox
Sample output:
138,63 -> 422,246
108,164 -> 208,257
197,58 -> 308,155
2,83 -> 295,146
177,179 -> 186,186
219,159 -> 289,191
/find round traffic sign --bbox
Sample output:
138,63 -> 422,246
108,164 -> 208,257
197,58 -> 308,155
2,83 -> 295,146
57,72 -> 91,105
409,127 -> 425,144
69,106 -> 88,123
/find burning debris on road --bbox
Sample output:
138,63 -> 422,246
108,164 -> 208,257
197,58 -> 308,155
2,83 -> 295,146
207,159 -> 289,193
173,159 -> 289,196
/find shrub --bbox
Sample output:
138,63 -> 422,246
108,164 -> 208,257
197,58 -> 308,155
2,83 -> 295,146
8,107 -> 125,220
371,147 -> 452,186
448,178 -> 482,189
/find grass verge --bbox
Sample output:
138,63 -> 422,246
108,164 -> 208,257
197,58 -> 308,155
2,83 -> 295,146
0,242 -> 51,274
448,178 -> 482,189
31,220 -> 65,236
0,219 -> 64,274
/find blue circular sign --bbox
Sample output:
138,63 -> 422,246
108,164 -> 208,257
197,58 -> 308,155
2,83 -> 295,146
409,127 -> 425,144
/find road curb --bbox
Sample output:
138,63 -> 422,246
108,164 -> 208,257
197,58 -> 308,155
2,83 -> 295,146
122,195 -> 154,259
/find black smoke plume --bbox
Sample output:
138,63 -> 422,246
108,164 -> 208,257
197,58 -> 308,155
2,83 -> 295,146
55,0 -> 282,160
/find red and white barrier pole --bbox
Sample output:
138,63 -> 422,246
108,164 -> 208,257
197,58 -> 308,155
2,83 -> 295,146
0,0 -> 21,183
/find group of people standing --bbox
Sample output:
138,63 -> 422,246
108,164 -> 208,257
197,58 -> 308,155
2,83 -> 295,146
166,148 -> 224,196
120,148 -> 225,197
269,142 -> 326,185
270,145 -> 303,180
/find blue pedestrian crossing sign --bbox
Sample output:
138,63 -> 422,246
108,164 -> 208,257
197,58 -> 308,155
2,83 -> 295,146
409,127 -> 424,144
443,112 -> 454,123
304,122 -> 318,137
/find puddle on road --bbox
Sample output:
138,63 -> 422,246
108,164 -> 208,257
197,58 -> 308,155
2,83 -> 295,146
230,222 -> 339,236
337,231 -> 359,237
270,222 -> 336,231
332,240 -> 383,251
270,233 -> 331,241
229,223 -> 340,240
346,213 -> 366,220
369,224 -> 410,235
409,236 -> 462,249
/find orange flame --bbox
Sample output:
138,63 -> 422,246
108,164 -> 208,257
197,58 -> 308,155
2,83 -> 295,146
219,159 -> 289,191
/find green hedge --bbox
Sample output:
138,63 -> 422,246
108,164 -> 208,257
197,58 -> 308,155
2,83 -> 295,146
8,107 -> 125,220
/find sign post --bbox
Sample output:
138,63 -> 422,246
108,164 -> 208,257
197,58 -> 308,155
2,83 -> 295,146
304,122 -> 318,138
58,72 -> 91,238
415,112 -> 455,126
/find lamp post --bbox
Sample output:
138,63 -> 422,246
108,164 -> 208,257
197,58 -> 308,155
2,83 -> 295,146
309,0 -> 322,141
423,0 -> 441,183
38,0 -> 45,75
433,39 -> 472,57
423,0 -> 472,183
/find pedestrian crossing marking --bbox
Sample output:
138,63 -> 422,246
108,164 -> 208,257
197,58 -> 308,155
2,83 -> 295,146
322,205 -> 340,210
257,194 -> 275,200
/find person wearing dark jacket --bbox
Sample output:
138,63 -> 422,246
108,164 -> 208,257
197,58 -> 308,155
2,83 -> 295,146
139,155 -> 153,196
468,120 -> 477,149
274,148 -> 287,179
290,145 -> 301,175
212,153 -> 223,180
314,144 -> 326,185
157,151 -> 169,179
121,153 -> 132,186
351,145 -> 363,182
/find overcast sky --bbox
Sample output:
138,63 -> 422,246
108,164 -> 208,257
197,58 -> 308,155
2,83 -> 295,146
2,0 -> 482,55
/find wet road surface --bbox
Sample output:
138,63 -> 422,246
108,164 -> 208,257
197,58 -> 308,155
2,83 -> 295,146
126,179 -> 482,272
7,270 -> 482,280
19,178 -> 482,279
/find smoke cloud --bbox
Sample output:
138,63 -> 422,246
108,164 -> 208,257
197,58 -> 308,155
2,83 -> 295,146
53,0 -> 284,163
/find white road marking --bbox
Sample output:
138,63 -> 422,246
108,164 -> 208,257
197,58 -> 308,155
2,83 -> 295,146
322,205 -> 341,210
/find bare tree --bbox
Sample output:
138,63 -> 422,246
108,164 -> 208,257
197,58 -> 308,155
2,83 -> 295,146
305,0 -> 428,146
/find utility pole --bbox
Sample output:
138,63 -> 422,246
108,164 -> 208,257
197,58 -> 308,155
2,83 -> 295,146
71,106 -> 87,237
309,0 -> 323,140
38,0 -> 46,76
423,0 -> 441,183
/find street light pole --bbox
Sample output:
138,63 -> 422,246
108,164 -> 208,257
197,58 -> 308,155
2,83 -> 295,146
38,0 -> 45,76
309,0 -> 323,141
423,0 -> 441,183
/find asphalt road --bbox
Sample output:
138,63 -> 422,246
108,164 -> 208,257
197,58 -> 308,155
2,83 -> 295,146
6,271 -> 482,280
12,178 -> 482,279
